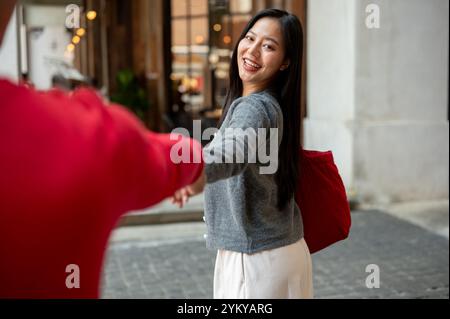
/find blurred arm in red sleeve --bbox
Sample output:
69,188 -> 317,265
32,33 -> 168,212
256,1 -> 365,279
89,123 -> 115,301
0,80 -> 203,298
68,86 -> 204,213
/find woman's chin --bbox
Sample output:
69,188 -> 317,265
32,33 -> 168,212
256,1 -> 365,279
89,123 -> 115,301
239,71 -> 257,83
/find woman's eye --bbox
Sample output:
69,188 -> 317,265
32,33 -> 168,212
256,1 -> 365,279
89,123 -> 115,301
263,44 -> 274,50
245,36 -> 253,41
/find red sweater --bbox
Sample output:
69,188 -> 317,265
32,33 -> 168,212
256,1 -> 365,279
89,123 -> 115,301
0,79 -> 203,298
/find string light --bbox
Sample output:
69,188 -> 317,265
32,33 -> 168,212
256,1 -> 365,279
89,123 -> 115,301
86,10 -> 97,20
72,35 -> 81,44
76,28 -> 86,37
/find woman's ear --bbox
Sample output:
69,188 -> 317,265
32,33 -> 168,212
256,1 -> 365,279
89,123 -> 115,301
280,59 -> 290,71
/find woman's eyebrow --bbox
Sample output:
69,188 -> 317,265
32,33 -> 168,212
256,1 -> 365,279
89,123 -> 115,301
248,30 -> 280,46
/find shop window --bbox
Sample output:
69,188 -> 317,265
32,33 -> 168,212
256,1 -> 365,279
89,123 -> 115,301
171,0 -> 209,117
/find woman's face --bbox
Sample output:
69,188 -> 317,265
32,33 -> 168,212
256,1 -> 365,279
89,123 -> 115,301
237,17 -> 289,92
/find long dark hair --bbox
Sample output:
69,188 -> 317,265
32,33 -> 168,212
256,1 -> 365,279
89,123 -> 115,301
218,9 -> 303,210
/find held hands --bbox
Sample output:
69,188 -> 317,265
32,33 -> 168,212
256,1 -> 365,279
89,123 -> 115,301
172,168 -> 206,208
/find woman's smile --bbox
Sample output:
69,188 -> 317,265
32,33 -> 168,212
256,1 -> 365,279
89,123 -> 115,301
242,57 -> 262,73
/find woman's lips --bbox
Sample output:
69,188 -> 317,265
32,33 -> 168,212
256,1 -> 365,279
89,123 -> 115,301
242,58 -> 261,72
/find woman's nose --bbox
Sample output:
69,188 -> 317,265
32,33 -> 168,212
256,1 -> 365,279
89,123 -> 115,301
247,42 -> 260,58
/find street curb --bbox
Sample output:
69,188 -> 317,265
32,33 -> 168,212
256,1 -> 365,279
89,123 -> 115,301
118,210 -> 204,226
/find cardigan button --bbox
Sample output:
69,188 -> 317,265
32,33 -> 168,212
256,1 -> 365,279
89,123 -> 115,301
203,234 -> 208,240
202,216 -> 206,222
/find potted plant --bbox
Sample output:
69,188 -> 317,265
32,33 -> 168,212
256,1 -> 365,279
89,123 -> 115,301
110,69 -> 150,125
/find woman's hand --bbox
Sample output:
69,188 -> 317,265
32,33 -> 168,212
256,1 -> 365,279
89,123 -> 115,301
172,168 -> 205,208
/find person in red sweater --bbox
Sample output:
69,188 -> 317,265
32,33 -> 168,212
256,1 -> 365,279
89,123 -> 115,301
0,0 -> 204,298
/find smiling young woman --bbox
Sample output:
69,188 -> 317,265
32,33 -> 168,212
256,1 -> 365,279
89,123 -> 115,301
173,9 -> 312,299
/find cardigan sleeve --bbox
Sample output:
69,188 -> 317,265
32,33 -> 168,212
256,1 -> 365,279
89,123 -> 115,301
203,97 -> 274,184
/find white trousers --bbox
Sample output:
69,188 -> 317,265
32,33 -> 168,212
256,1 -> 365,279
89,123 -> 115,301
213,238 -> 314,299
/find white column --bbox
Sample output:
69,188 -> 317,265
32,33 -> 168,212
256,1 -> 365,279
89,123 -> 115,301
305,0 -> 356,192
353,0 -> 449,203
306,0 -> 449,205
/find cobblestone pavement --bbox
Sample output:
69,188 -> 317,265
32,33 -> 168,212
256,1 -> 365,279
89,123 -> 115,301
101,210 -> 449,299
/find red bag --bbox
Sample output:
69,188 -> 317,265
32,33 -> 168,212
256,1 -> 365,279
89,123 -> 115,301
295,149 -> 351,254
